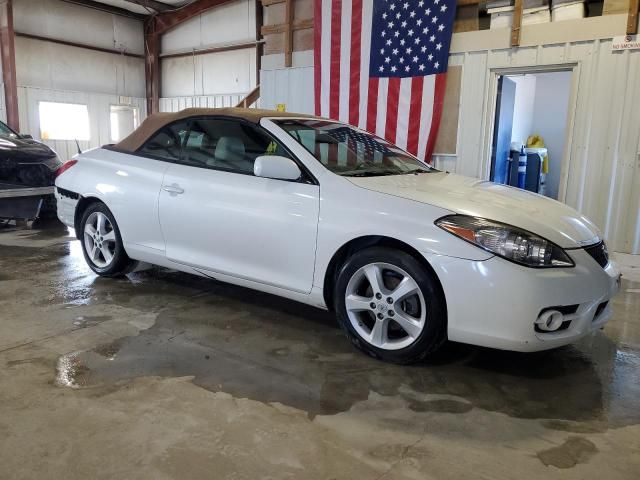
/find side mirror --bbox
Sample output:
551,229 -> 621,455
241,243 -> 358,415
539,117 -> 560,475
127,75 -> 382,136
254,155 -> 301,181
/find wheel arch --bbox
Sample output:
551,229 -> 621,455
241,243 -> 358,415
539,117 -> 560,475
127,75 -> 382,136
322,235 -> 447,314
73,195 -> 106,235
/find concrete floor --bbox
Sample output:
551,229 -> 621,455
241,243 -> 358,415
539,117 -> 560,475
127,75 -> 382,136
1,220 -> 639,480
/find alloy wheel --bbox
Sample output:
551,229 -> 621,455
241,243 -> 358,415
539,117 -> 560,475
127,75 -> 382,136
344,262 -> 427,350
83,212 -> 117,268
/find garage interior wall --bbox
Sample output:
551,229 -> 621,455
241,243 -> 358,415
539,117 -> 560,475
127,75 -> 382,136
159,0 -> 258,112
11,0 -> 146,159
260,14 -> 640,255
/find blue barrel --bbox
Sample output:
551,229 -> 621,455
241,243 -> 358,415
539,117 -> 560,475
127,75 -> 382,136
517,146 -> 527,189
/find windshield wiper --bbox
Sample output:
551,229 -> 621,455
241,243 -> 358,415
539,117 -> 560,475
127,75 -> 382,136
340,170 -> 399,177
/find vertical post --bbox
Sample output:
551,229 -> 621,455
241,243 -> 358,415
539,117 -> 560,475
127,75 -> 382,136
511,0 -> 523,47
0,0 -> 19,131
144,29 -> 160,116
255,0 -> 263,86
628,0 -> 639,35
284,0 -> 293,67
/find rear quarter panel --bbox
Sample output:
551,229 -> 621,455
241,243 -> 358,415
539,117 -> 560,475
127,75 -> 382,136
58,148 -> 169,254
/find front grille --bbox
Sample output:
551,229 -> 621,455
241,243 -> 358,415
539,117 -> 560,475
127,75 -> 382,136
584,241 -> 609,268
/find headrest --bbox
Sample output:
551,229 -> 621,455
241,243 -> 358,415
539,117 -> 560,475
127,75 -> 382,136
214,136 -> 245,162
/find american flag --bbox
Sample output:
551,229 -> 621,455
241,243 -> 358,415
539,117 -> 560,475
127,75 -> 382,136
314,0 -> 456,162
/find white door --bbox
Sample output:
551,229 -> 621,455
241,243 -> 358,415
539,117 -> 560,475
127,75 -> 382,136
157,117 -> 320,294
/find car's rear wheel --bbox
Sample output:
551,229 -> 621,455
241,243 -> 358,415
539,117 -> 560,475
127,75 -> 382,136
334,247 -> 447,364
79,203 -> 133,277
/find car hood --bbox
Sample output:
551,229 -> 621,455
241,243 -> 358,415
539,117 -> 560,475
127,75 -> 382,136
0,134 -> 57,161
347,171 -> 601,249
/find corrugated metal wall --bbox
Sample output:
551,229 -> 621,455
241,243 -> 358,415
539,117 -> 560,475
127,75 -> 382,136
159,93 -> 252,113
17,86 -> 146,160
439,39 -> 640,254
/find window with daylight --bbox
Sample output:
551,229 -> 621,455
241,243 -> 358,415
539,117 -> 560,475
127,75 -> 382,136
110,105 -> 139,142
39,102 -> 90,141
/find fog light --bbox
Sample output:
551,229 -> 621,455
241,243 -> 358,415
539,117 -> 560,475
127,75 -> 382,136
535,309 -> 564,332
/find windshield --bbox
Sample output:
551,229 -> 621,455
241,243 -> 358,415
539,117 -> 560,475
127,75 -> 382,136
273,119 -> 434,177
0,121 -> 17,137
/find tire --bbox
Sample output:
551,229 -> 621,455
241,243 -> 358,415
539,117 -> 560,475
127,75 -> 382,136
334,247 -> 447,364
79,202 -> 133,277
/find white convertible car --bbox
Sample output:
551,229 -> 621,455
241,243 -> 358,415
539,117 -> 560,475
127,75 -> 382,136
55,108 -> 621,363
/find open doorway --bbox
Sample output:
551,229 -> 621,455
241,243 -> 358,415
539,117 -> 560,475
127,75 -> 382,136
490,70 -> 572,200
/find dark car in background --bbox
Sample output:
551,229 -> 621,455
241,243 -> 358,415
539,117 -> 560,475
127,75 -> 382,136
0,120 -> 62,187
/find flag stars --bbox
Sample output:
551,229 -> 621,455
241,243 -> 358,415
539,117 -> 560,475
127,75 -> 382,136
403,2 -> 409,9
388,21 -> 394,28
421,45 -> 427,52
434,61 -> 440,68
422,27 -> 429,34
416,19 -> 422,26
381,30 -> 386,37
418,0 -> 424,6
401,20 -> 407,28
382,12 -> 388,19
392,48 -> 399,55
406,47 -> 412,54
428,53 -> 433,60
412,55 -> 418,62
414,37 -> 421,44
438,24 -> 445,31
385,56 -> 391,63
379,66 -> 385,72
408,29 -> 414,36
400,39 -> 406,45
390,3 -> 396,10
386,39 -> 392,45
440,4 -> 448,12
405,65 -> 411,72
429,35 -> 435,42
399,57 -> 405,63
391,65 -> 397,72
410,10 -> 416,18
396,12 -> 401,19
436,42 -> 442,50
432,16 -> 438,23
419,64 -> 425,71
394,30 -> 400,37
380,48 -> 385,54
425,8 -> 431,15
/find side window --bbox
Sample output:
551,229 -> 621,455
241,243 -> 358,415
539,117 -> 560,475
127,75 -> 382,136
138,121 -> 189,161
180,118 -> 291,175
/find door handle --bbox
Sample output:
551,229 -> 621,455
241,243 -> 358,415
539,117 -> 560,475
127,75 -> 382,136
162,184 -> 184,195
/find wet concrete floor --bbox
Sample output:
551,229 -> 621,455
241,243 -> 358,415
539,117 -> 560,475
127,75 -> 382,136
1,220 -> 639,479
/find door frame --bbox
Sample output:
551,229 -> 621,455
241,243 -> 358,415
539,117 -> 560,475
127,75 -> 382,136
482,62 -> 581,202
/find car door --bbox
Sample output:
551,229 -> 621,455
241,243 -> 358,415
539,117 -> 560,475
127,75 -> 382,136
158,117 -> 320,294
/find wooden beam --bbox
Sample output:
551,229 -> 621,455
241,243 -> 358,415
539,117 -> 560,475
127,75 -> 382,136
284,0 -> 294,67
628,0 -> 639,35
0,0 -> 19,131
511,0 -> 523,47
235,85 -> 261,108
261,18 -> 313,35
261,0 -> 285,5
456,0 -> 482,5
15,31 -> 144,58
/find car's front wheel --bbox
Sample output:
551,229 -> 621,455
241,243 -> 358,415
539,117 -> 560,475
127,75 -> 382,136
334,247 -> 447,364
79,202 -> 133,277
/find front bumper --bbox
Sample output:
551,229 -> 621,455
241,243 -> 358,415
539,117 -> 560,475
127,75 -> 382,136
425,248 -> 621,352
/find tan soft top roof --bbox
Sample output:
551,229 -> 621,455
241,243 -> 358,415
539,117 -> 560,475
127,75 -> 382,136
115,107 -> 316,153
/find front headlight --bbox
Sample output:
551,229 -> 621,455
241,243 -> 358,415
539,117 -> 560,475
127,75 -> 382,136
435,215 -> 574,268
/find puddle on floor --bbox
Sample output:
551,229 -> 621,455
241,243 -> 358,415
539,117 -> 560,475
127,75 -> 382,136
4,223 -> 640,429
